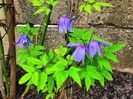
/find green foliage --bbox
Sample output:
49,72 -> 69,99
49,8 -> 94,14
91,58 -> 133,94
29,0 -> 59,15
79,0 -> 113,14
16,23 -> 39,40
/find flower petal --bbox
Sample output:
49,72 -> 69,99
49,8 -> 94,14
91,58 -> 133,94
72,46 -> 85,62
96,40 -> 110,46
88,41 -> 98,58
67,43 -> 82,47
64,16 -> 73,32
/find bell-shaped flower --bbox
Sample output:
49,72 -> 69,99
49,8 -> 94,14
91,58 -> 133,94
67,43 -> 86,63
86,40 -> 110,58
58,16 -> 73,33
15,34 -> 31,48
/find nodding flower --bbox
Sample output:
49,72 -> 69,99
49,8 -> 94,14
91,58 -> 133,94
86,40 -> 110,58
15,34 -> 31,48
58,16 -> 76,33
67,41 -> 110,63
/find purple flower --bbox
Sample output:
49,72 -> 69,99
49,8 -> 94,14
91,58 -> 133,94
67,43 -> 86,63
67,40 -> 110,62
58,16 -> 73,33
86,40 -> 110,58
15,34 -> 31,48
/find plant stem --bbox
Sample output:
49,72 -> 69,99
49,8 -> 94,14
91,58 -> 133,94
38,5 -> 53,45
21,85 -> 30,99
0,32 -> 8,99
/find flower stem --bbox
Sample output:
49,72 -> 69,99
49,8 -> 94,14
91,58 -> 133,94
38,5 -> 53,45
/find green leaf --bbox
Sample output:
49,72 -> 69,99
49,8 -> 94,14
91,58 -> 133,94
55,71 -> 68,90
60,47 -> 68,56
98,58 -> 112,72
30,51 -> 44,56
48,49 -> 54,60
48,76 -> 54,93
102,70 -> 113,81
84,5 -> 92,14
82,28 -> 94,41
31,72 -> 39,86
99,73 -> 104,87
38,72 -> 47,91
46,93 -> 54,99
79,5 -> 85,12
88,0 -> 95,3
34,7 -> 47,15
85,75 -> 91,91
93,3 -> 101,12
106,44 -> 126,53
28,57 -> 42,65
19,73 -> 32,84
104,52 -> 118,63
69,69 -> 81,87
87,71 -> 100,80
34,45 -> 45,51
52,1 -> 59,6
96,2 -> 113,7
93,36 -> 111,44
20,64 -> 35,73
42,54 -> 50,65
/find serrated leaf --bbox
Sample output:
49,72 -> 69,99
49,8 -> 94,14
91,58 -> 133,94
102,70 -> 113,81
99,73 -> 104,87
42,54 -> 49,65
48,76 -> 54,93
98,58 -> 112,72
19,73 -> 32,84
55,71 -> 68,90
85,75 -> 91,91
84,5 -> 92,14
107,44 -> 126,53
93,3 -> 101,12
38,72 -> 47,91
82,28 -> 94,41
79,5 -> 85,12
88,71 -> 100,80
104,52 -> 118,63
69,69 -> 81,87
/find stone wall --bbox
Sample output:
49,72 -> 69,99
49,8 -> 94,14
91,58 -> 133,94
0,0 -> 133,73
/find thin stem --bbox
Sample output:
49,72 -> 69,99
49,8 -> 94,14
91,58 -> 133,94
38,5 -> 53,45
21,85 -> 30,99
0,32 -> 8,99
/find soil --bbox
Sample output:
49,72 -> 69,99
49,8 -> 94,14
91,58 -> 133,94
1,70 -> 133,99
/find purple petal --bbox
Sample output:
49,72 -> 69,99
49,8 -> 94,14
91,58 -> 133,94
96,40 -> 110,46
88,41 -> 98,58
64,17 -> 73,32
58,17 -> 65,33
67,43 -> 82,47
72,46 -> 85,62
15,34 -> 31,48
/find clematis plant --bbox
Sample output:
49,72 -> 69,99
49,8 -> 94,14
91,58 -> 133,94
15,0 -> 126,99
